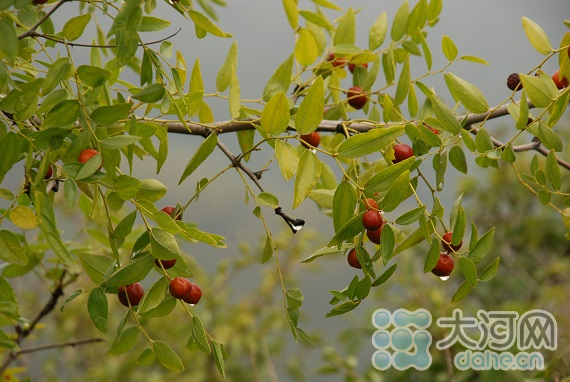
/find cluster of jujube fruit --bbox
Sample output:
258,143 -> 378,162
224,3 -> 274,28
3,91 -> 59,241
117,206 -> 202,307
431,231 -> 463,278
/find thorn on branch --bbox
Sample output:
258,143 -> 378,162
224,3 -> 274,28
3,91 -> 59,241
275,207 -> 305,234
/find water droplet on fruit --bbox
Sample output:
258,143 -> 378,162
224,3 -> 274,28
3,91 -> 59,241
188,303 -> 195,307
440,276 -> 450,281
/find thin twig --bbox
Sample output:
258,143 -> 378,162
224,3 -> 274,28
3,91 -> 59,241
23,29 -> 182,48
17,338 -> 105,355
17,0 -> 70,41
215,135 -> 305,233
0,272 -> 67,375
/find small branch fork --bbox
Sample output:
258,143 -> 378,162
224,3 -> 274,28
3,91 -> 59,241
192,129 -> 305,234
0,272 -> 103,376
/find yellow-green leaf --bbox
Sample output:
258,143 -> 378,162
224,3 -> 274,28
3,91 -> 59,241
521,17 -> 552,55
444,72 -> 489,113
293,150 -> 321,208
295,76 -> 324,134
260,92 -> 290,136
275,140 -> 299,181
294,28 -> 318,67
9,206 -> 38,230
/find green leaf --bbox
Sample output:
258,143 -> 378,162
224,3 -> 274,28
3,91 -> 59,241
139,16 -> 171,32
286,288 -> 304,310
0,230 -> 27,266
104,252 -> 154,288
260,92 -> 290,137
44,100 -> 80,127
299,10 -> 333,31
391,1 -> 409,41
88,288 -> 108,333
295,76 -> 324,134
328,212 -> 365,248
459,257 -> 477,287
380,170 -> 410,212
179,132 -> 217,184
189,10 -> 232,38
101,136 -> 141,150
192,316 -> 211,353
62,14 -> 91,41
451,280 -> 471,303
108,327 -> 139,355
77,253 -> 114,283
295,28 -> 318,67
430,97 -> 462,134
293,150 -> 321,208
77,65 -> 111,87
257,192 -> 279,209
332,180 -> 357,232
394,55 -> 410,105
338,125 -> 405,158
468,227 -> 495,264
459,55 -> 489,65
131,83 -> 166,103
42,57 -> 73,95
0,20 -> 17,61
261,234 -> 274,263
380,225 -> 395,263
479,257 -> 500,282
393,226 -> 426,257
91,103 -> 132,126
136,348 -> 155,365
9,206 -> 38,230
451,206 -> 466,247
372,263 -> 397,287
547,150 -> 561,191
521,17 -> 552,55
275,140 -> 299,181
395,205 -> 426,225
502,144 -> 517,163
263,54 -> 294,101
138,276 -> 168,314
449,145 -> 468,174
154,341 -> 184,373
282,0 -> 299,29
0,275 -> 19,319
366,157 -> 415,193
334,7 -> 355,47
150,227 -> 180,260
212,341 -> 226,377
537,123 -> 563,152
114,176 -> 142,201
301,243 -> 352,263
136,179 -> 167,202
0,330 -> 16,349
369,11 -> 388,50
441,35 -> 458,60
75,154 -> 102,181
444,72 -> 489,113
519,74 -> 555,108
216,41 -> 238,92
326,301 -> 361,317
423,238 -> 440,272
